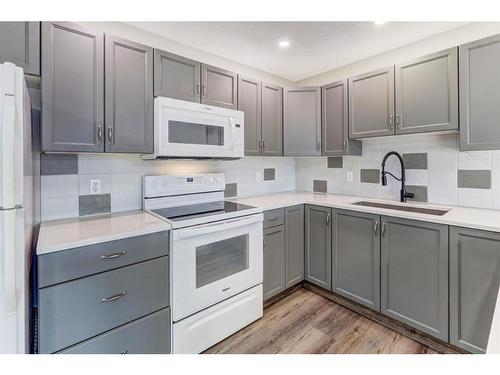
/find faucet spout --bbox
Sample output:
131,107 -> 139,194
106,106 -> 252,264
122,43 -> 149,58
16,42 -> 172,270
381,151 -> 415,203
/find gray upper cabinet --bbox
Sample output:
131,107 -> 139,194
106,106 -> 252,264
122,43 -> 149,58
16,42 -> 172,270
380,216 -> 448,341
263,225 -> 285,301
238,76 -> 262,156
304,205 -> 332,290
105,35 -> 153,153
331,209 -> 380,311
395,47 -> 458,135
284,87 -> 321,156
284,205 -> 304,288
460,34 -> 500,151
153,49 -> 201,102
41,22 -> 104,152
349,66 -> 395,139
0,22 -> 40,75
201,64 -> 237,109
261,83 -> 283,156
450,227 -> 500,354
322,79 -> 361,156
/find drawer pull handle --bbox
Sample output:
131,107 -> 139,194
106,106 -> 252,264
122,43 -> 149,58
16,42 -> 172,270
100,251 -> 126,260
101,291 -> 127,303
266,217 -> 278,221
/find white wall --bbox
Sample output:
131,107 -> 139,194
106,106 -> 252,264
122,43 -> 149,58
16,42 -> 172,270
80,22 -> 295,88
297,22 -> 500,86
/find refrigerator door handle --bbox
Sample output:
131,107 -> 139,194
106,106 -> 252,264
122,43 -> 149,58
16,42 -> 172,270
1,94 -> 16,209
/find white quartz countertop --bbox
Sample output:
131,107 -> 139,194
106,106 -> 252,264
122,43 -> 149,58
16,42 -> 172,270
231,191 -> 500,233
37,211 -> 171,255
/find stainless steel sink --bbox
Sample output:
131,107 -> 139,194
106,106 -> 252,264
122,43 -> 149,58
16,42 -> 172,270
351,201 -> 450,216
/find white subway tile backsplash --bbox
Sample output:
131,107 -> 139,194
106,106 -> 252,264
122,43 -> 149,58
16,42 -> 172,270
458,150 -> 492,170
41,175 -> 79,198
458,188 -> 492,209
111,173 -> 143,193
78,154 -> 111,175
41,196 -> 79,221
405,169 -> 429,186
111,191 -> 142,213
78,174 -> 112,195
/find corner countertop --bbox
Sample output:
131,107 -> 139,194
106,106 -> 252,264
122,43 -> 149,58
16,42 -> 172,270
230,191 -> 500,233
37,210 -> 171,255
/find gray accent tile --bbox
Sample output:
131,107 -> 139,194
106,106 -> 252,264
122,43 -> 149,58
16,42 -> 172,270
403,153 -> 428,170
224,183 -> 238,198
406,185 -> 428,203
41,154 -> 78,175
313,180 -> 327,193
263,168 -> 275,181
360,169 -> 380,184
79,194 -> 111,216
457,170 -> 491,189
327,157 -> 343,168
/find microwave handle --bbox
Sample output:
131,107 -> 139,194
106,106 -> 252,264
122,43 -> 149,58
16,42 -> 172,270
173,213 -> 263,240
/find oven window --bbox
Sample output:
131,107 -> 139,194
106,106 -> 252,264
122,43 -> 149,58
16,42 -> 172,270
196,234 -> 249,288
169,120 -> 224,146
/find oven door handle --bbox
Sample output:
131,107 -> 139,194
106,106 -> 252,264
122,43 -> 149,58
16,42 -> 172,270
173,213 -> 263,240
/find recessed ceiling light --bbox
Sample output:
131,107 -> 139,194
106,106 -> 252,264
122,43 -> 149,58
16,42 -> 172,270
278,40 -> 290,48
374,21 -> 387,26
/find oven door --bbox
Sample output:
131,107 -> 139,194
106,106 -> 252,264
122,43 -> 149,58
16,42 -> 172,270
155,97 -> 244,158
171,213 -> 263,321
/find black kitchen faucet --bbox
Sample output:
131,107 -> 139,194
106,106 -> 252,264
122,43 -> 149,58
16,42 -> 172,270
381,151 -> 415,203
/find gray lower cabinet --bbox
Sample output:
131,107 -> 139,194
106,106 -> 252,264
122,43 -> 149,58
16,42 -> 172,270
105,35 -> 153,153
0,21 -> 40,75
41,22 -> 104,152
395,47 -> 458,135
459,34 -> 500,151
380,216 -> 448,341
304,205 -> 332,289
153,49 -> 201,102
450,227 -> 500,353
349,66 -> 395,139
331,209 -> 380,311
239,76 -> 262,156
263,225 -> 285,300
284,205 -> 304,288
261,82 -> 283,156
284,87 -> 321,156
321,79 -> 361,156
61,308 -> 171,354
201,64 -> 237,109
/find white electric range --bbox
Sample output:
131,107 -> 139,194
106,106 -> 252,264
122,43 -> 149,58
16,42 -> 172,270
143,173 -> 263,354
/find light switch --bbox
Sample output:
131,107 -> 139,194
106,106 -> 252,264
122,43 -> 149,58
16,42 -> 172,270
346,171 -> 353,183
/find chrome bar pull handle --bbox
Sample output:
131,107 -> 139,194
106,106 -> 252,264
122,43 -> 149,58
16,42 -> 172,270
326,213 -> 331,225
107,127 -> 113,144
202,84 -> 207,97
262,139 -> 265,149
389,114 -> 394,129
396,114 -> 401,129
100,250 -> 126,260
97,126 -> 103,144
101,291 -> 127,303
344,137 -> 348,147
374,221 -> 379,235
266,217 -> 278,221
196,83 -> 201,96
381,222 -> 387,237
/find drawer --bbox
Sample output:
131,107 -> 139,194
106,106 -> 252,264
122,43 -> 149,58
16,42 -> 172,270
60,308 -> 171,354
38,231 -> 169,288
39,256 -> 169,353
263,208 -> 285,229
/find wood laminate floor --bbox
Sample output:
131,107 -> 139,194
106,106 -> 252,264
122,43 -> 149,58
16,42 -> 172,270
204,288 -> 438,354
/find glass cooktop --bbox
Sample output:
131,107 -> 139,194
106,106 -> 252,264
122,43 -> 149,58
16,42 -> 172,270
152,201 -> 256,222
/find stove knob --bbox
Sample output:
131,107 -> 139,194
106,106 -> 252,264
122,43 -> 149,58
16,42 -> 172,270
161,179 -> 167,186
216,177 -> 222,183
209,177 -> 215,183
151,179 -> 158,187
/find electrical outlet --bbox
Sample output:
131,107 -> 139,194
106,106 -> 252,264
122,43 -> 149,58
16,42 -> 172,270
256,172 -> 262,182
346,171 -> 354,183
89,179 -> 101,195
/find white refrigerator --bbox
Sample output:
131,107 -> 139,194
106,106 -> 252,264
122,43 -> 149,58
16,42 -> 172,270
0,62 -> 35,354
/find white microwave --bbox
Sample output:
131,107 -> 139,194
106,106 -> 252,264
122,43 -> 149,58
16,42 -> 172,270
143,97 -> 244,159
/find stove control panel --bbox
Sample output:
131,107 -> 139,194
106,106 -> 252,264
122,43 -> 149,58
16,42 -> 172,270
143,173 -> 225,198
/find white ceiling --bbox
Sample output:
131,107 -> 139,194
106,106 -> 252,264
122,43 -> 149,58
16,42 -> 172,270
128,22 -> 467,82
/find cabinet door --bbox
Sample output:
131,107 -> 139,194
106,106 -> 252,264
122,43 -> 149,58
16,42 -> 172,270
201,64 -> 237,109
284,87 -> 321,156
238,76 -> 261,156
105,35 -> 153,153
41,22 -> 104,152
153,49 -> 201,102
304,205 -> 332,289
332,209 -> 380,311
0,22 -> 40,75
450,227 -> 500,354
349,67 -> 395,139
284,205 -> 304,288
380,216 -> 448,341
261,83 -> 283,156
459,34 -> 500,151
263,225 -> 285,300
395,48 -> 458,135
322,79 -> 361,156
